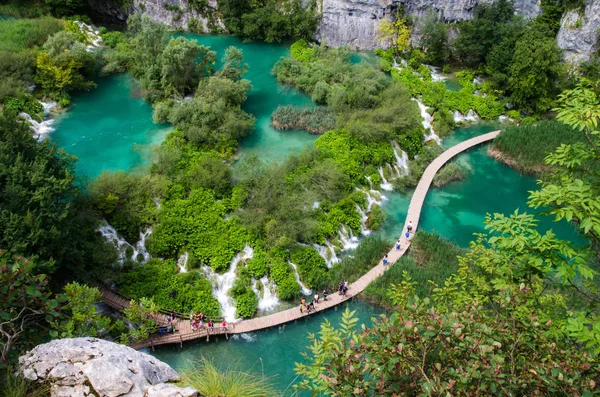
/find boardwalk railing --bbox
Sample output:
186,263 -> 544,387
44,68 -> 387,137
101,130 -> 500,349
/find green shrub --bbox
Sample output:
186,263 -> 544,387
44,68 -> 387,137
246,250 -> 269,278
366,204 -> 385,230
235,290 -> 258,318
290,39 -> 314,62
432,162 -> 467,187
289,245 -> 329,290
0,16 -> 63,52
271,105 -> 336,134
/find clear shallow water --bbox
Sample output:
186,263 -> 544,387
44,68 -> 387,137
182,34 -> 317,162
150,299 -> 383,395
51,73 -> 171,180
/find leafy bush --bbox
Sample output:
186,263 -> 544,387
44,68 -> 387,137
366,204 -> 385,230
289,245 -> 329,290
290,39 -> 314,62
246,250 -> 269,278
118,259 -> 221,316
235,290 -> 258,318
432,162 -> 467,187
0,16 -> 62,52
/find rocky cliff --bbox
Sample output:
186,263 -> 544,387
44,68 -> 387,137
316,0 -> 541,50
87,0 -> 224,32
557,0 -> 600,64
19,338 -> 198,397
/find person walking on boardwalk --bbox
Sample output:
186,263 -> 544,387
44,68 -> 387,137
314,293 -> 320,304
405,231 -> 410,240
323,289 -> 329,301
383,254 -> 388,265
338,281 -> 344,295
407,220 -> 413,233
396,239 -> 401,250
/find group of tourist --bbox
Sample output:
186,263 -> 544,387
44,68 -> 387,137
338,280 -> 349,297
190,311 -> 228,332
387,220 -> 414,265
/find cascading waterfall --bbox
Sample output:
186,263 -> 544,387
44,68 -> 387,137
355,205 -> 371,236
19,101 -> 57,141
177,252 -> 189,273
289,261 -> 312,295
338,226 -> 359,250
73,21 -> 102,52
311,243 -> 339,268
413,99 -> 442,144
251,276 -> 280,311
132,228 -> 152,263
203,245 -> 254,322
392,145 -> 410,176
378,166 -> 393,191
98,221 -> 152,264
453,109 -> 479,124
426,65 -> 447,82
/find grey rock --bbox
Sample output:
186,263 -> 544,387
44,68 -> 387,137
557,0 -> 600,64
18,338 -> 196,397
316,0 -> 541,50
145,384 -> 199,397
87,0 -> 225,33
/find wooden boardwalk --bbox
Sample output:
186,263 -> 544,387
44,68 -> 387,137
102,130 -> 500,349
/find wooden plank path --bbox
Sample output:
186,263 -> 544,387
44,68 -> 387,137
102,130 -> 500,349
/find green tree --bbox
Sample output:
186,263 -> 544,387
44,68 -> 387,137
120,297 -> 159,343
217,46 -> 248,81
507,23 -> 565,113
51,282 -> 114,339
160,37 -> 216,97
376,17 -> 411,56
0,253 -> 60,364
419,14 -> 449,65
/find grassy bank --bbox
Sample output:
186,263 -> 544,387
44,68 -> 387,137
490,121 -> 584,174
364,232 -> 462,307
271,105 -> 336,134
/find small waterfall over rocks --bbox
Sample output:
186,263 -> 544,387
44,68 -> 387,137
19,101 -> 57,141
338,226 -> 359,250
98,221 -> 152,264
177,252 -> 188,273
252,276 -> 280,312
413,99 -> 442,144
453,109 -> 479,124
203,245 -> 254,322
378,166 -> 393,191
392,144 -> 410,176
289,261 -> 312,295
426,65 -> 447,82
311,243 -> 339,268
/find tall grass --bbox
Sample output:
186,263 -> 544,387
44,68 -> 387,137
271,105 -> 336,134
432,162 -> 467,187
180,358 -> 280,397
0,368 -> 49,397
364,232 -> 462,307
328,236 -> 392,288
491,120 -> 584,174
0,16 -> 62,52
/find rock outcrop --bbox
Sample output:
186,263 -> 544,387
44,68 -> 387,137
87,0 -> 224,32
557,0 -> 600,64
19,338 -> 199,397
316,0 -> 541,50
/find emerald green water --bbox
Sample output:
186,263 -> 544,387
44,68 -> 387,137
50,36 -> 588,394
52,73 -> 171,180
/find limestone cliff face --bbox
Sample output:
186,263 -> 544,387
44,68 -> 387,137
557,0 -> 600,63
19,338 -> 199,397
316,0 -> 541,50
87,0 -> 224,32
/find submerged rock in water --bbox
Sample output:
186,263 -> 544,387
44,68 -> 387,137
19,338 -> 199,397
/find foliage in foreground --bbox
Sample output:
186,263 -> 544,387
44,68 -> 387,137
0,367 -> 49,397
180,358 -> 280,397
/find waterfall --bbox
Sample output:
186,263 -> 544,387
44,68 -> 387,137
473,76 -> 483,85
426,65 -> 447,82
19,113 -> 55,141
132,228 -> 152,263
453,109 -> 479,124
152,198 -> 161,209
73,21 -> 102,52
203,245 -> 254,322
338,226 -> 358,251
413,99 -> 441,144
311,243 -> 339,268
392,144 -> 410,176
177,252 -> 189,273
365,175 -> 373,189
289,261 -> 312,295
252,276 -> 280,311
312,201 -> 320,209
378,166 -> 393,191
99,222 -> 153,264
355,204 -> 371,236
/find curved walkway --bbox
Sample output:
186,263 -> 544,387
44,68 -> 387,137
101,130 -> 500,350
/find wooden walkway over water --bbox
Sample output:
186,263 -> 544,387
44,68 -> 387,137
101,130 -> 500,350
